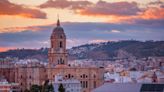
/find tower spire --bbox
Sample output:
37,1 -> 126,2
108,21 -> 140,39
57,14 -> 60,26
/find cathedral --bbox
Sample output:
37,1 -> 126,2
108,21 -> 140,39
47,19 -> 105,92
0,19 -> 105,92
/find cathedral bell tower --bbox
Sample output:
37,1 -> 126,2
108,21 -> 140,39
48,18 -> 68,67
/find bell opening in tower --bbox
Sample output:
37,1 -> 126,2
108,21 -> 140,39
59,41 -> 63,48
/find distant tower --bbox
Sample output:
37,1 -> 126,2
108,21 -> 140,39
48,18 -> 67,67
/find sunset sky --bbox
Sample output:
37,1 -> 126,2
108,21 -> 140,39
0,0 -> 164,52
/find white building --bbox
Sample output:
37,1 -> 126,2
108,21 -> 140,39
53,74 -> 81,92
0,77 -> 20,92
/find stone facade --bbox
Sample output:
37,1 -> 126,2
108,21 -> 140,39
47,19 -> 104,92
16,66 -> 47,90
0,59 -> 16,83
0,19 -> 105,92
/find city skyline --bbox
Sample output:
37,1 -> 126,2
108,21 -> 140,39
0,0 -> 164,52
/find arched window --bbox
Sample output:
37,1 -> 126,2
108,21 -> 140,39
68,74 -> 71,78
59,58 -> 64,64
60,35 -> 63,39
83,74 -> 87,78
80,81 -> 82,87
83,81 -> 85,88
58,60 -> 60,64
85,81 -> 88,88
59,41 -> 62,48
94,81 -> 96,88
93,74 -> 96,78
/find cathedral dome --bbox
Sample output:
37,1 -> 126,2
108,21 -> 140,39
52,26 -> 64,34
51,19 -> 65,38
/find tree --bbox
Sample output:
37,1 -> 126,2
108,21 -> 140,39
42,80 -> 49,92
58,83 -> 65,92
30,85 -> 41,92
24,89 -> 30,92
41,80 -> 54,92
48,83 -> 54,92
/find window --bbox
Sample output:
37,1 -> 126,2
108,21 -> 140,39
83,81 -> 85,88
83,74 -> 85,78
85,81 -> 88,88
94,74 -> 96,78
68,74 -> 71,79
58,58 -> 64,64
80,81 -> 82,87
59,41 -> 63,48
82,74 -> 88,79
60,35 -> 63,38
94,81 -> 96,88
58,60 -> 60,64
62,60 -> 64,64
60,58 -> 62,64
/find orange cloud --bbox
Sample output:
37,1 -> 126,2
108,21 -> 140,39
0,47 -> 15,52
0,26 -> 40,33
141,7 -> 164,20
0,23 -> 52,33
0,0 -> 47,19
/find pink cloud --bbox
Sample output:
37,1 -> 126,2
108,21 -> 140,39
77,1 -> 141,16
89,39 -> 108,43
0,0 -> 47,19
39,0 -> 92,9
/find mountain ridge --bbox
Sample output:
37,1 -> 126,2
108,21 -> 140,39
0,40 -> 164,61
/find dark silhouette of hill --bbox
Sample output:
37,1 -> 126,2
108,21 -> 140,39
0,48 -> 48,61
0,40 -> 164,60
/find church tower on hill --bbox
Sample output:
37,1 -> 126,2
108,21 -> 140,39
48,18 -> 68,67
